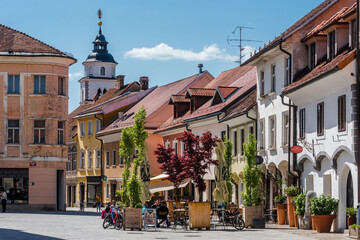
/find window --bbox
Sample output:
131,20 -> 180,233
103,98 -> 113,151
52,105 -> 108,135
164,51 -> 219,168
34,76 -> 46,94
96,149 -> 101,168
299,109 -> 306,139
310,42 -> 316,70
282,112 -> 289,146
271,65 -> 276,92
88,149 -> 93,168
249,126 -> 254,135
240,128 -> 245,156
33,120 -> 45,144
112,150 -> 116,166
8,75 -> 20,94
260,70 -> 265,96
87,120 -> 93,136
269,115 -> 276,149
173,139 -> 178,154
285,58 -> 290,87
351,19 -> 357,49
96,119 -> 101,133
338,95 -> 346,132
7,120 -> 19,144
221,131 -> 226,141
106,183 -> 110,198
80,151 -> 85,169
58,77 -> 65,95
106,151 -> 110,166
328,31 -> 336,60
233,130 -> 238,156
101,67 -> 105,76
165,140 -> 170,149
259,119 -> 265,150
79,122 -> 85,137
58,121 -> 64,144
317,102 -> 324,136
120,156 -> 124,165
72,148 -> 77,171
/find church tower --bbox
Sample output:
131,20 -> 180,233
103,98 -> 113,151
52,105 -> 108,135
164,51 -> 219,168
79,9 -> 118,105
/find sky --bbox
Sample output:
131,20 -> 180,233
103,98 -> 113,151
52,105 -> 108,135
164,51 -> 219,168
1,0 -> 324,112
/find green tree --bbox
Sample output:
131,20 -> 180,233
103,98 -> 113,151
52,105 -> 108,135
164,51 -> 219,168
241,134 -> 263,206
224,138 -> 233,202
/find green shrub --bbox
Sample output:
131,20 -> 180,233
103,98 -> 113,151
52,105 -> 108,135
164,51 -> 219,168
293,192 -> 306,215
346,207 -> 357,218
135,203 -> 143,208
350,224 -> 360,229
310,195 -> 339,215
274,195 -> 286,204
285,186 -> 301,197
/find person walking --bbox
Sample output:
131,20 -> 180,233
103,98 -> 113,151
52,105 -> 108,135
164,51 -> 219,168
0,187 -> 7,213
96,194 -> 101,212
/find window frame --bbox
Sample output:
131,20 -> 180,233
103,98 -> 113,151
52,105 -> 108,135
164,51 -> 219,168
8,75 -> 20,94
299,108 -> 306,139
233,130 -> 238,156
58,76 -> 65,96
87,120 -> 93,136
259,119 -> 265,150
282,112 -> 289,146
96,149 -> 101,168
33,75 -> 46,94
7,119 -> 20,144
328,31 -> 336,60
88,148 -> 93,169
317,102 -> 324,136
268,115 -> 276,149
310,42 -> 316,70
271,65 -> 276,93
240,128 -> 245,156
33,120 -> 46,144
112,150 -> 117,166
106,151 -> 110,167
338,95 -> 346,132
80,150 -> 85,169
284,58 -> 290,87
96,119 -> 101,133
260,70 -> 265,96
100,67 -> 105,76
80,122 -> 85,137
57,121 -> 65,145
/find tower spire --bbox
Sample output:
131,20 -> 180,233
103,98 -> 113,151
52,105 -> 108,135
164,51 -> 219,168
97,9 -> 102,34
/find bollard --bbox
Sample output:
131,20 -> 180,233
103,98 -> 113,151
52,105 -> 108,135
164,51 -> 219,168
357,204 -> 360,225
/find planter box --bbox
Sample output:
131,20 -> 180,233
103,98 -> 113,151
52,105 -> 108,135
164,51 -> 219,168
243,205 -> 263,228
188,202 -> 211,230
349,227 -> 360,239
123,208 -> 142,230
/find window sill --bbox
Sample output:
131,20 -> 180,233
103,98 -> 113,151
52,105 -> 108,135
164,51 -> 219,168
7,93 -> 20,96
7,143 -> 20,146
87,167 -> 93,170
280,144 -> 288,149
112,165 -> 117,168
268,147 -> 277,151
119,164 -> 124,168
29,94 -> 69,99
268,92 -> 276,97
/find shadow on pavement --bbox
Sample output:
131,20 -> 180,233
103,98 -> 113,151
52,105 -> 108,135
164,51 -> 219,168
0,228 -> 63,240
4,210 -> 100,217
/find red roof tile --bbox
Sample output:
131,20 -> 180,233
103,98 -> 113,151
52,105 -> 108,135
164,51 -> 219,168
217,86 -> 238,99
0,24 -> 70,57
282,49 -> 355,94
186,88 -> 215,97
169,95 -> 190,104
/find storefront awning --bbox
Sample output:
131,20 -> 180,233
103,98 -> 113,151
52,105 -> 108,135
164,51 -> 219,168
150,173 -> 169,181
150,180 -> 190,194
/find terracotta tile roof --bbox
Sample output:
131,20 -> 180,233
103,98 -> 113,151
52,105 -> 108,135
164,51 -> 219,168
205,65 -> 254,88
0,24 -> 70,57
340,2 -> 356,19
97,72 -> 211,136
184,66 -> 257,121
155,111 -> 191,133
186,88 -> 215,97
282,48 -> 355,94
169,95 -> 190,104
244,0 -> 337,65
217,86 -> 238,99
220,89 -> 257,122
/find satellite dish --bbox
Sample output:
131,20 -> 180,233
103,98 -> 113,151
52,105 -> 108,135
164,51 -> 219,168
255,155 -> 264,165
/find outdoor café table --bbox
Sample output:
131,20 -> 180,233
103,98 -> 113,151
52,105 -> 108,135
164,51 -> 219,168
172,208 -> 188,230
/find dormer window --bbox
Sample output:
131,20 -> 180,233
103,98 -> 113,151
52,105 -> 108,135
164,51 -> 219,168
328,31 -> 336,60
310,42 -> 316,70
350,19 -> 356,49
101,67 -> 105,75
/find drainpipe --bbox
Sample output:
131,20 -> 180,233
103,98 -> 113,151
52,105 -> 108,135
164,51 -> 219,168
94,114 -> 104,198
245,111 -> 257,140
279,40 -> 292,84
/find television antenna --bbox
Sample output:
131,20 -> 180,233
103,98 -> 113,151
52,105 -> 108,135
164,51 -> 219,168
227,26 -> 262,65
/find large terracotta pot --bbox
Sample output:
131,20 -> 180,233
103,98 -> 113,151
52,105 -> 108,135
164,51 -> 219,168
311,215 -> 316,231
276,204 -> 286,225
287,196 -> 296,227
348,216 -> 357,228
312,215 -> 335,233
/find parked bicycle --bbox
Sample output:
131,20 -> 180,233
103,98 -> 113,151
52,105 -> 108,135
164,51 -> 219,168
103,208 -> 123,230
216,208 -> 245,230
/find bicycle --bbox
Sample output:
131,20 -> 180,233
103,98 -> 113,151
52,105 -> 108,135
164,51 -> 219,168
103,209 -> 123,230
217,208 -> 245,230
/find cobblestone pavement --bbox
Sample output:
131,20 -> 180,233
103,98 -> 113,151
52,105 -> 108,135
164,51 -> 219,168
0,208 -> 346,240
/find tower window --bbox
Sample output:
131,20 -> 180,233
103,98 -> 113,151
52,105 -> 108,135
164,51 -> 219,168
97,88 -> 102,97
101,67 -> 105,76
103,88 -> 107,94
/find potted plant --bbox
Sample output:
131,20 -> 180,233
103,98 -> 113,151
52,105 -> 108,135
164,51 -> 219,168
349,224 -> 360,239
309,195 -> 339,233
293,192 -> 306,229
274,195 -> 286,225
347,207 -> 357,227
241,134 -> 264,228
285,186 -> 301,227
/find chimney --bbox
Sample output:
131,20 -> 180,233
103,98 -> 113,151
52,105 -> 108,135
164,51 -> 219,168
139,76 -> 149,90
198,63 -> 203,73
118,112 -> 124,121
116,75 -> 125,89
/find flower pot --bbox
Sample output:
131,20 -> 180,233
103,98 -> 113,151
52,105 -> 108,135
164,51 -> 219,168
276,204 -> 286,225
311,215 -> 316,231
311,215 -> 335,233
287,196 -> 296,227
349,227 -> 360,239
123,207 -> 142,230
243,205 -> 263,228
348,216 -> 357,228
188,202 -> 211,230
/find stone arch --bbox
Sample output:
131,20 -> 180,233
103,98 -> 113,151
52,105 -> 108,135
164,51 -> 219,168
314,151 -> 331,171
338,163 -> 355,229
332,145 -> 353,170
297,154 -> 312,172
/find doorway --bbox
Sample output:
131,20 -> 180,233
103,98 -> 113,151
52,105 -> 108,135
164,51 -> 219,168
56,170 -> 65,211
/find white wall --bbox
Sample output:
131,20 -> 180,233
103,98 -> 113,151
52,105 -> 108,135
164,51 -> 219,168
84,62 -> 116,78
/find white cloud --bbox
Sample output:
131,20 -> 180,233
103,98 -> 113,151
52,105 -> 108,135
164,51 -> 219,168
241,46 -> 256,63
69,71 -> 83,81
124,43 -> 240,62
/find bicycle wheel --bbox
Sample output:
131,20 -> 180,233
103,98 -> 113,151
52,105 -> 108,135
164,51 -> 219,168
232,216 -> 245,231
103,214 -> 112,229
115,214 -> 123,230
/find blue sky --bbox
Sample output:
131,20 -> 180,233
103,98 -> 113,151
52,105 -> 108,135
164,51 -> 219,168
1,0 -> 324,112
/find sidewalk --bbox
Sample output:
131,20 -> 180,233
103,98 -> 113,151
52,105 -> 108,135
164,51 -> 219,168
267,224 -> 349,240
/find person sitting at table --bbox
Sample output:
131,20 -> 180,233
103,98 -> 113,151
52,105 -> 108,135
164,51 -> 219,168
151,199 -> 160,209
142,201 -> 151,214
156,200 -> 170,227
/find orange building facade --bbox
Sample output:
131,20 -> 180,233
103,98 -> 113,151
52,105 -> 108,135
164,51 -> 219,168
0,25 -> 76,210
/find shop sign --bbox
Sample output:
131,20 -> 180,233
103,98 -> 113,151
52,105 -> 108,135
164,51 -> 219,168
290,145 -> 303,154
29,162 -> 36,167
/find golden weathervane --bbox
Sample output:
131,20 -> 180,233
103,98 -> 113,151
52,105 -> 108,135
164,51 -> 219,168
98,9 -> 102,27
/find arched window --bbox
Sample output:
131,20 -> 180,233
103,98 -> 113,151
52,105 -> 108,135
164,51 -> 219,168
103,88 -> 107,94
100,67 -> 105,75
97,88 -> 102,97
